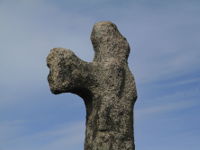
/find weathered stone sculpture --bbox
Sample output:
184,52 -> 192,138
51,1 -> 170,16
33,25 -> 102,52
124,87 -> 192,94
47,21 -> 137,150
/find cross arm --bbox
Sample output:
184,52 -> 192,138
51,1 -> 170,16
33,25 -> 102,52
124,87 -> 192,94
47,48 -> 94,99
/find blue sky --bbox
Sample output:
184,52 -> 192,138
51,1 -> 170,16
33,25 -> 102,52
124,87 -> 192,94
0,0 -> 200,149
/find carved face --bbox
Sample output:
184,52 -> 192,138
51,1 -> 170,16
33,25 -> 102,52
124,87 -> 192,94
90,21 -> 130,62
91,21 -> 119,46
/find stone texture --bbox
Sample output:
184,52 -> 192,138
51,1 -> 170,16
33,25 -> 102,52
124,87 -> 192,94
47,21 -> 137,150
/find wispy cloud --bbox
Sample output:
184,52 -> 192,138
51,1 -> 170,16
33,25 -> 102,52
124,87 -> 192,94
0,120 -> 85,150
122,1 -> 200,84
135,77 -> 200,119
0,120 -> 25,144
135,100 -> 196,120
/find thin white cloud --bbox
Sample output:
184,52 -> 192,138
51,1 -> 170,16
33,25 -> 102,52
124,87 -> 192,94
0,120 -> 85,150
161,77 -> 200,87
135,84 -> 200,120
0,120 -> 26,144
135,100 -> 196,120
122,1 -> 200,84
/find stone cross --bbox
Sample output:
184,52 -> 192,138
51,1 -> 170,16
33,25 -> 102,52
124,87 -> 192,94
47,21 -> 137,150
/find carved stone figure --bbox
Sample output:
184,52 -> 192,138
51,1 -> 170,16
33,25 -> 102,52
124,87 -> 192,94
47,21 -> 137,150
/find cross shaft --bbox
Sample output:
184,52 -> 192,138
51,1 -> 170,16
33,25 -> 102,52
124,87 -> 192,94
47,21 -> 137,150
